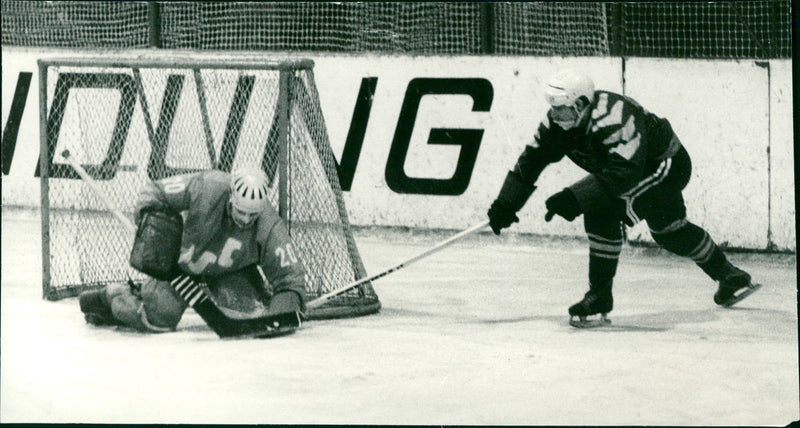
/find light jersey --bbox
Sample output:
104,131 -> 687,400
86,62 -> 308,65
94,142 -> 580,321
135,170 -> 307,297
513,90 -> 683,197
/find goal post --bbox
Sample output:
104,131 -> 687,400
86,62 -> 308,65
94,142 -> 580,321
37,56 -> 380,320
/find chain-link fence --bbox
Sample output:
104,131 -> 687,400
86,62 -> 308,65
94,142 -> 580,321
2,1 -> 791,58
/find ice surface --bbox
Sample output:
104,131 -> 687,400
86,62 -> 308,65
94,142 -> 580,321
2,209 -> 797,425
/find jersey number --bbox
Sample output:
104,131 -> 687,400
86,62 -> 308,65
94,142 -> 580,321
275,243 -> 299,267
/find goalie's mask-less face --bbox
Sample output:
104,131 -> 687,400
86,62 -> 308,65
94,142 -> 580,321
230,204 -> 261,228
229,168 -> 270,228
544,69 -> 595,130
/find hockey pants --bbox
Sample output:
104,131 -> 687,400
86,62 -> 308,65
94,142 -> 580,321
583,144 -> 731,290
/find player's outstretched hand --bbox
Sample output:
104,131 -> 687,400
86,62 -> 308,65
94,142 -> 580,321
544,188 -> 581,222
487,199 -> 519,235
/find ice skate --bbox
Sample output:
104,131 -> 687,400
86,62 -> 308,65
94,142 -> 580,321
714,265 -> 762,307
79,287 -> 121,326
568,289 -> 613,328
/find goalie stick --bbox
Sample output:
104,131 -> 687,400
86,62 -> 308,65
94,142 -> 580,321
60,149 -> 299,338
307,220 -> 490,310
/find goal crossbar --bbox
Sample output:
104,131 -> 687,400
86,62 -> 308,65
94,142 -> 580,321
38,57 -> 315,71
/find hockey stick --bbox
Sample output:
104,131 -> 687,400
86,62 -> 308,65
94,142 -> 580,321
60,149 -> 299,338
306,220 -> 490,310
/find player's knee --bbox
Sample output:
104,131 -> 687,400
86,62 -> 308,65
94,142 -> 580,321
141,278 -> 187,329
140,305 -> 183,330
650,218 -> 703,256
584,210 -> 623,237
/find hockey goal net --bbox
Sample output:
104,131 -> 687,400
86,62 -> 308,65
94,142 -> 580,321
37,57 -> 380,319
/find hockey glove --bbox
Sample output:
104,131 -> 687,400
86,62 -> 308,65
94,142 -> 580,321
268,291 -> 304,316
544,188 -> 581,222
487,199 -> 519,235
260,291 -> 303,331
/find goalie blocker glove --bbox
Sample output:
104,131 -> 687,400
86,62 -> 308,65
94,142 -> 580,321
268,290 -> 305,316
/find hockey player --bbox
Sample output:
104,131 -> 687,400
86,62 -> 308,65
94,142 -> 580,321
79,167 -> 307,334
487,69 -> 761,327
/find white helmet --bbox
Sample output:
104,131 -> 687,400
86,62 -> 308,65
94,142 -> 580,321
544,69 -> 595,108
229,167 -> 269,214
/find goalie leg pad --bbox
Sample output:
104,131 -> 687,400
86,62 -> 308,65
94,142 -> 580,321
79,288 -> 120,326
140,277 -> 189,329
106,281 -> 149,331
130,210 -> 183,280
106,279 -> 187,332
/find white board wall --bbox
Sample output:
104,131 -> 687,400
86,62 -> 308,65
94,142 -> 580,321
1,47 -> 794,250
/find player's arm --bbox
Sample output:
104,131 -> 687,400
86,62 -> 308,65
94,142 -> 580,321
513,120 -> 567,197
134,173 -> 199,223
256,216 -> 308,316
488,119 -> 565,234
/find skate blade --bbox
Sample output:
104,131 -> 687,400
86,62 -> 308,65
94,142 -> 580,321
569,314 -> 611,328
721,283 -> 763,308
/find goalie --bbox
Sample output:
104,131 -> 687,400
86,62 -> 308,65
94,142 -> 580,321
487,69 -> 761,327
78,167 -> 307,335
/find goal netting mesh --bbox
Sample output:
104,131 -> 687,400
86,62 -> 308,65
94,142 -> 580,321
38,58 -> 380,319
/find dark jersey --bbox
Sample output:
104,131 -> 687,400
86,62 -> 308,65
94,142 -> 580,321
511,90 -> 682,199
135,170 -> 307,298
